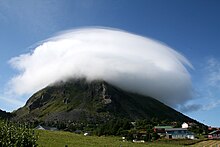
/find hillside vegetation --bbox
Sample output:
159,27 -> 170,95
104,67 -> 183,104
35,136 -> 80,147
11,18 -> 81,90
14,78 -> 195,124
0,109 -> 12,119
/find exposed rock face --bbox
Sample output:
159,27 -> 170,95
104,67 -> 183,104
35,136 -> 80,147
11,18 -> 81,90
13,78 -> 195,123
101,83 -> 112,104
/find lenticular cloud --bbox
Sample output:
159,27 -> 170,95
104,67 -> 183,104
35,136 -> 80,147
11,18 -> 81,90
9,27 -> 193,107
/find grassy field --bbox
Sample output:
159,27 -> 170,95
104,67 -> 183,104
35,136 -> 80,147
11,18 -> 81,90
37,130 -> 181,147
37,130 -> 220,147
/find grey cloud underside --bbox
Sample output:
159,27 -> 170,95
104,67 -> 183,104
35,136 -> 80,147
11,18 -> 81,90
179,104 -> 202,113
9,27 -> 193,107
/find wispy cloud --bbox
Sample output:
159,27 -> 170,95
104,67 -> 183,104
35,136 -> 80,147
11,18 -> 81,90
0,94 -> 24,111
205,58 -> 220,88
179,104 -> 203,113
180,57 -> 220,113
0,96 -> 23,106
180,100 -> 220,113
203,100 -> 220,111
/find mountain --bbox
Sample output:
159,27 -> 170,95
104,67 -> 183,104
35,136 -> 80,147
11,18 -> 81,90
13,78 -> 195,123
0,109 -> 12,119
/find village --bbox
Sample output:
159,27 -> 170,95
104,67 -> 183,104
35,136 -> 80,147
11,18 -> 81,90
130,122 -> 220,143
35,121 -> 220,143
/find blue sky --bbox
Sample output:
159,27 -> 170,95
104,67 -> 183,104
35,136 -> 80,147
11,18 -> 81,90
0,0 -> 220,127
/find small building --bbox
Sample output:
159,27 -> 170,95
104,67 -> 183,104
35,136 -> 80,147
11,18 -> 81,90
74,130 -> 82,134
154,126 -> 173,136
35,125 -> 45,130
208,130 -> 220,139
84,132 -> 91,136
132,130 -> 150,142
165,128 -> 195,139
208,127 -> 219,131
182,122 -> 189,129
35,125 -> 58,131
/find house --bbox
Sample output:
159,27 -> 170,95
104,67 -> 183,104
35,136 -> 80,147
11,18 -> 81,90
208,127 -> 219,131
133,130 -> 147,139
84,131 -> 92,136
132,130 -> 151,142
182,122 -> 189,129
35,125 -> 46,130
35,125 -> 58,131
208,130 -> 220,139
132,131 -> 146,143
74,130 -> 82,134
165,128 -> 195,139
154,126 -> 173,136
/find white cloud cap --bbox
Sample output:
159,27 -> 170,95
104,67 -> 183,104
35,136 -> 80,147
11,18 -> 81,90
9,27 -> 193,107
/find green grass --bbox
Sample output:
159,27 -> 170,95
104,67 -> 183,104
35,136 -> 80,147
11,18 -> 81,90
37,130 -> 182,147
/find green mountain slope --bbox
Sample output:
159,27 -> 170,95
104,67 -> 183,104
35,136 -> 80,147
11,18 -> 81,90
13,79 -> 194,123
0,109 -> 12,119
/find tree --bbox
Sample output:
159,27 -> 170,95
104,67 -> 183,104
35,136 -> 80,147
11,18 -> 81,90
151,132 -> 159,140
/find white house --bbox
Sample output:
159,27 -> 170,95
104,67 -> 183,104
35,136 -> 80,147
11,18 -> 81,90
165,128 -> 195,139
35,125 -> 45,130
182,122 -> 189,129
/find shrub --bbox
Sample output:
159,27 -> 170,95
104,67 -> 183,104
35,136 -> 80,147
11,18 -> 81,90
0,120 -> 38,147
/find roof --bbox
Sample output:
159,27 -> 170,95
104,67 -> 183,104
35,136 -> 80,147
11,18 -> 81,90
165,128 -> 187,131
35,125 -> 58,131
209,130 -> 220,135
75,130 -> 82,133
35,125 -> 45,130
154,126 -> 173,129
139,131 -> 147,134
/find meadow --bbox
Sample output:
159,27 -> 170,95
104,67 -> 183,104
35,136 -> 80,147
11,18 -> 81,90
37,130 -> 220,147
37,130 -> 180,147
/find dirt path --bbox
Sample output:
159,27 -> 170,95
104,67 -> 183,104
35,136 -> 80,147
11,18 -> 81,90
191,140 -> 220,147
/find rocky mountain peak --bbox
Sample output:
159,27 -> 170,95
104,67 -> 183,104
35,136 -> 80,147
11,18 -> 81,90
13,78 -> 195,124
